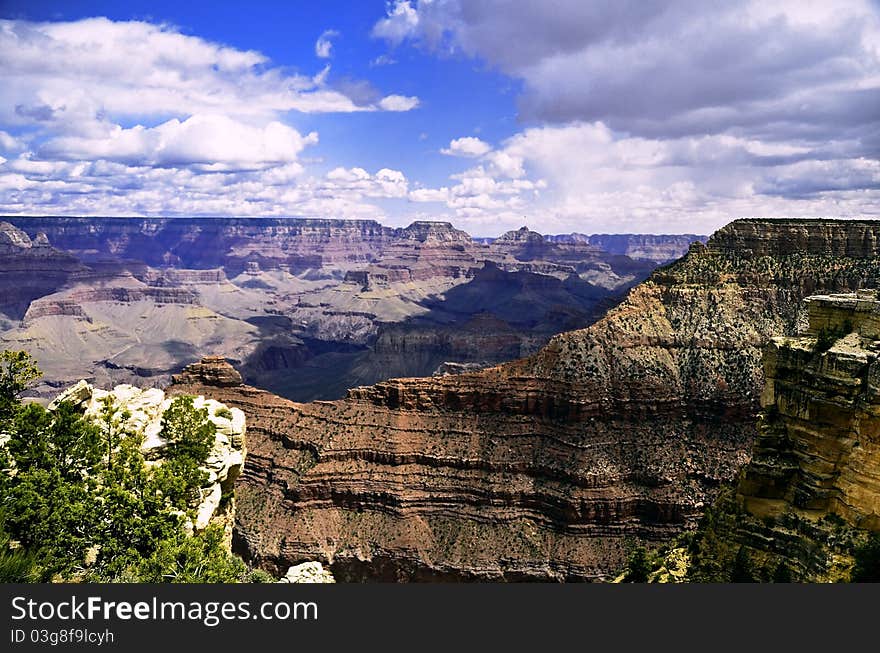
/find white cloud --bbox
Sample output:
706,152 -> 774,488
405,122 -> 880,234
0,131 -> 23,152
0,17 -> 424,226
371,1 -> 421,45
409,187 -> 450,202
322,166 -> 409,198
315,29 -> 339,59
441,136 -> 491,157
38,114 -> 319,170
378,94 -> 420,111
371,1 -> 880,142
0,17 -> 418,125
370,54 -> 397,67
0,155 -> 412,220
368,1 -> 880,235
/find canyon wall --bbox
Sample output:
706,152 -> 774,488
546,233 -> 707,263
689,291 -> 880,582
0,222 -> 85,322
172,219 -> 880,581
2,218 -> 662,401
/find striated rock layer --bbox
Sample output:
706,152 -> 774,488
744,293 -> 880,528
547,233 -> 708,263
689,291 -> 880,581
168,219 -> 880,581
0,222 -> 85,321
5,217 -> 667,401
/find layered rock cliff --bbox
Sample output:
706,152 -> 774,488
0,222 -> 85,322
546,233 -> 708,263
5,217 -> 664,402
689,291 -> 880,582
169,219 -> 880,581
8,217 -> 397,274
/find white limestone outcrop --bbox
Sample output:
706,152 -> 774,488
277,562 -> 336,584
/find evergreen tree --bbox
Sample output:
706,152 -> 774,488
0,349 -> 252,583
623,546 -> 651,583
730,546 -> 755,583
852,533 -> 880,582
0,350 -> 40,423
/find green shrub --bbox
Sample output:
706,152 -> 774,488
622,546 -> 651,583
214,407 -> 233,420
0,349 -> 254,584
851,533 -> 880,582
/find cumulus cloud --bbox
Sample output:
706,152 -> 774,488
441,136 -> 491,157
377,94 -> 421,111
315,29 -> 339,58
409,187 -> 450,202
374,0 -> 880,234
0,17 -> 422,223
0,155 -> 411,220
407,122 -> 880,234
0,17 -> 419,124
372,1 -> 880,142
37,114 -> 319,170
371,1 -> 421,45
323,166 -> 409,197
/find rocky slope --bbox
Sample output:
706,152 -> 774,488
170,219 -> 880,581
689,291 -> 880,582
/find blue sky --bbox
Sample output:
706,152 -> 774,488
1,1 -> 878,235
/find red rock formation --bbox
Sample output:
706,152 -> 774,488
172,355 -> 244,387
171,219 -> 880,581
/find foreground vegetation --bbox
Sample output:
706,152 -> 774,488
617,487 -> 880,583
0,350 -> 269,583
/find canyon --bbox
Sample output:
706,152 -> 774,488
0,218 -> 698,401
168,218 -> 880,581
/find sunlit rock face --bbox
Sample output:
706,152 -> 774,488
170,220 -> 880,581
682,290 -> 880,582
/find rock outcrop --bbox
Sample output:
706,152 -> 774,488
173,355 -> 245,388
167,219 -> 880,581
49,378 -> 246,538
689,291 -> 880,581
277,562 -> 336,583
0,222 -> 85,321
706,218 -> 880,258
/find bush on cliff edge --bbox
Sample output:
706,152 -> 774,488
0,349 -> 250,582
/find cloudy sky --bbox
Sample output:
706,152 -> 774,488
0,1 -> 878,235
